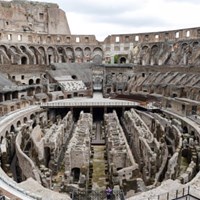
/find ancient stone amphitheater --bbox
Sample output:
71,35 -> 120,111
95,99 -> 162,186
0,0 -> 200,200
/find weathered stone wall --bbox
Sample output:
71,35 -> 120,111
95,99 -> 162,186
44,111 -> 74,171
104,111 -> 139,189
0,1 -> 70,35
122,108 -> 162,185
64,111 -> 92,186
16,127 -> 41,183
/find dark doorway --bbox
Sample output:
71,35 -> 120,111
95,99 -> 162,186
21,56 -> 27,65
120,57 -> 126,63
71,168 -> 80,183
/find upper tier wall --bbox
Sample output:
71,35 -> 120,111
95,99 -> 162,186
0,31 -> 99,45
104,27 -> 200,44
0,1 -> 70,35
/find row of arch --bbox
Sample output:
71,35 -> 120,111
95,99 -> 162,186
130,40 -> 200,66
0,45 -> 103,65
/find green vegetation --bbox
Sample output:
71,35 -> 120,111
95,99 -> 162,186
114,55 -> 119,64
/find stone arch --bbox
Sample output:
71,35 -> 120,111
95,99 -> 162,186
150,45 -> 159,65
92,47 -> 103,64
66,47 -> 74,62
0,45 -> 9,64
10,125 -> 15,133
19,45 -> 34,64
23,117 -> 28,124
71,168 -> 80,182
38,46 -> 46,64
141,45 -> 150,65
193,41 -> 199,47
35,86 -> 42,94
47,46 -> 56,64
21,56 -> 28,65
119,56 -> 126,64
29,46 -> 38,64
10,46 -> 17,53
75,47 -> 83,63
36,78 -> 41,84
57,46 -> 66,63
20,46 -> 26,53
30,113 -> 35,120
29,79 -> 34,85
17,121 -> 21,127
84,47 -> 91,62
30,114 -> 36,128
0,45 -> 7,53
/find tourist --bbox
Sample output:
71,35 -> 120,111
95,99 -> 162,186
106,186 -> 113,200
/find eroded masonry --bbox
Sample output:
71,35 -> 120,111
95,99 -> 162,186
0,0 -> 200,200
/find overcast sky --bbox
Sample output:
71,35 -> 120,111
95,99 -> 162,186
34,0 -> 200,41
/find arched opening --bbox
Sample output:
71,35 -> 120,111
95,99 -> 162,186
71,168 -> 80,183
21,56 -> 27,65
93,47 -> 103,64
84,47 -> 91,61
36,78 -> 41,84
23,117 -> 27,124
29,79 -> 34,85
30,114 -> 35,121
38,46 -> 46,64
183,126 -> 188,134
47,47 -> 55,64
57,86 -> 62,91
75,47 -> 83,63
120,57 -> 126,64
66,47 -> 74,63
10,125 -> 15,133
35,86 -> 41,94
72,75 -> 77,80
17,121 -> 21,127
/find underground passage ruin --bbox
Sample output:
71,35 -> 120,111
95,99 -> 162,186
0,0 -> 200,199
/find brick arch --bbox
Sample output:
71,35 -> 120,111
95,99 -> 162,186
57,46 -> 67,63
20,45 -> 35,64
65,47 -> 74,62
47,46 -> 57,64
92,47 -> 103,64
0,45 -> 9,64
84,47 -> 91,62
75,47 -> 83,63
38,46 -> 46,64
29,46 -> 38,64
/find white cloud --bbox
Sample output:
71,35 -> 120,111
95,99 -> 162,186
33,0 -> 200,41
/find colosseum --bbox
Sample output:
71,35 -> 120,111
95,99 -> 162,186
0,0 -> 200,200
